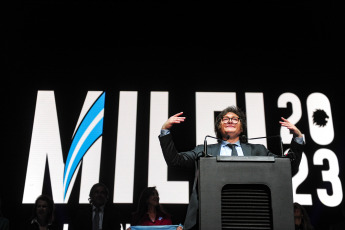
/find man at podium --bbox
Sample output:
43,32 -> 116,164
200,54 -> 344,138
158,106 -> 304,230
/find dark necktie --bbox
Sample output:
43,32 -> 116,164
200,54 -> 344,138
93,208 -> 100,230
227,143 -> 238,156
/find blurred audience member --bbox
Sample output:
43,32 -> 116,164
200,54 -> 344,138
28,194 -> 58,230
0,197 -> 9,230
71,182 -> 121,230
294,202 -> 314,230
130,187 -> 182,230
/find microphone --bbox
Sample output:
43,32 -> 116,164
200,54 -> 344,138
202,135 -> 284,157
203,135 -> 230,157
247,135 -> 283,156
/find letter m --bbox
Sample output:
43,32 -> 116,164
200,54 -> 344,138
22,91 -> 105,204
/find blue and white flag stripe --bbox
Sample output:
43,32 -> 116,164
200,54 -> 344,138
63,92 -> 105,199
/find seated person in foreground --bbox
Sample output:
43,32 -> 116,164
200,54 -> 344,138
130,187 -> 182,230
71,183 -> 121,230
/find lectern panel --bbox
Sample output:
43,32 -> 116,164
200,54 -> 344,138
222,184 -> 272,229
198,156 -> 294,230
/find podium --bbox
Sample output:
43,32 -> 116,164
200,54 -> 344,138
198,156 -> 294,230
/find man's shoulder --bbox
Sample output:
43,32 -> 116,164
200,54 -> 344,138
241,142 -> 265,148
74,204 -> 92,218
104,204 -> 120,213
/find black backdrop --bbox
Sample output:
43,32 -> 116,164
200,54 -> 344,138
3,1 -> 345,229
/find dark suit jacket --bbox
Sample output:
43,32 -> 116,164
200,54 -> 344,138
159,134 -> 303,230
71,204 -> 121,230
0,217 -> 9,230
27,221 -> 59,230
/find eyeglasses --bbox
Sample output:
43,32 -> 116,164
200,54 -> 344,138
221,116 -> 240,124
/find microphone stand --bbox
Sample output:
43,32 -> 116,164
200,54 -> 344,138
248,135 -> 284,156
203,134 -> 284,157
203,135 -> 230,157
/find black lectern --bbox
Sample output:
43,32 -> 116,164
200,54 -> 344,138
198,156 -> 294,230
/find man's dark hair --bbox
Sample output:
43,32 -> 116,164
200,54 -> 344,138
88,182 -> 109,204
214,106 -> 247,143
31,194 -> 55,222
